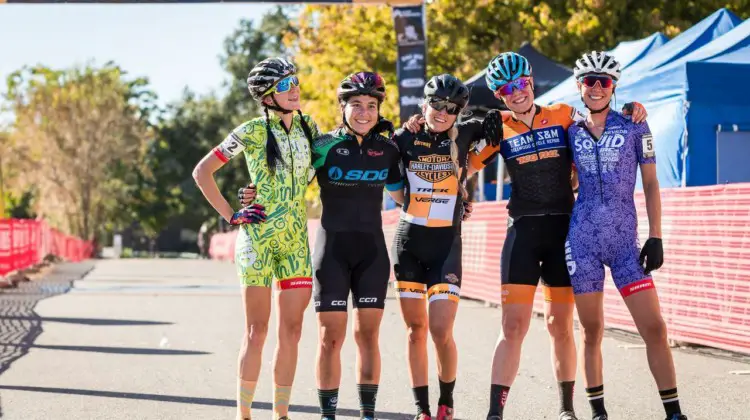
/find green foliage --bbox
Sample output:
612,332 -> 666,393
4,2 -> 746,240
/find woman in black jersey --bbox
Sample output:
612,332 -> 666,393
391,74 -> 499,420
239,72 -> 403,420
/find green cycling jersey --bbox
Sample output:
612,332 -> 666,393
213,112 -> 320,288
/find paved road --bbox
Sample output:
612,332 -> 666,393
0,259 -> 747,420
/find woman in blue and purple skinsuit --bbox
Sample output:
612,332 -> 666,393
565,51 -> 688,420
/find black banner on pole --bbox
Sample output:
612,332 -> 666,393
392,4 -> 426,124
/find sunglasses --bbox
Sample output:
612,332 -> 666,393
494,77 -> 532,97
578,75 -> 615,89
268,75 -> 300,95
428,98 -> 462,115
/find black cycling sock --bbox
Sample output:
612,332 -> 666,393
488,384 -> 510,417
412,385 -> 430,416
358,383 -> 378,418
438,379 -> 455,408
318,388 -> 338,419
586,385 -> 607,417
660,388 -> 681,417
558,380 -> 575,413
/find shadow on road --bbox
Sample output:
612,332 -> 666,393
0,315 -> 173,326
0,385 -> 419,419
0,343 -> 210,356
0,263 -> 94,378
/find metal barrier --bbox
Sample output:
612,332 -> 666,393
0,219 -> 93,277
209,183 -> 750,354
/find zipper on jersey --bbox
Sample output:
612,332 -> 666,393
582,125 -> 605,203
594,140 -> 603,203
519,110 -> 541,159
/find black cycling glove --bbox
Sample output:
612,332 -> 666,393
482,109 -> 503,147
372,117 -> 395,138
639,237 -> 664,274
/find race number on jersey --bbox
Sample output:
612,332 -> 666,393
641,133 -> 655,159
214,133 -> 246,163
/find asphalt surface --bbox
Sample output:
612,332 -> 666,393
0,259 -> 747,420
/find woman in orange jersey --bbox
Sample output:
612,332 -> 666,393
466,51 -> 647,420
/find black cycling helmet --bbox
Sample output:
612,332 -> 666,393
424,74 -> 470,108
337,71 -> 387,104
246,57 -> 297,101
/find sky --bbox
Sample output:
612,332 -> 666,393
0,3 -> 275,111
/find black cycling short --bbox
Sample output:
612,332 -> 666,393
500,214 -> 573,304
392,220 -> 462,303
312,228 -> 390,312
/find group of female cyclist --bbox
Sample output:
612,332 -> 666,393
192,48 -> 688,420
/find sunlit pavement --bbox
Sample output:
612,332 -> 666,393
0,259 -> 746,419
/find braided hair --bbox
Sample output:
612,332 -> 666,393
263,106 -> 315,175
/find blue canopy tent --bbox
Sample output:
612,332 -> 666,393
538,31 -> 669,106
617,8 -> 742,84
559,15 -> 750,188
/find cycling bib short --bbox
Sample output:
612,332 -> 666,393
392,221 -> 462,303
213,113 -> 319,289
390,120 -> 481,303
310,127 -> 402,312
565,111 -> 656,297
469,104 -> 581,304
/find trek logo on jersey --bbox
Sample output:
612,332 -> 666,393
500,126 -> 566,159
409,154 -> 453,182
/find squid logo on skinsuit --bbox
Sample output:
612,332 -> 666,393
564,240 -> 576,275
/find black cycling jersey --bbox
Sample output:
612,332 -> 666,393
311,126 -> 403,232
469,104 -> 580,219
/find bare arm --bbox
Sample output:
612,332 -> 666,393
388,189 -> 405,206
570,165 -> 579,191
192,151 -> 235,222
640,163 -> 662,238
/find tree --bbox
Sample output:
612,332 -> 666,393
147,6 -> 297,233
285,1 -> 750,132
4,63 -> 155,240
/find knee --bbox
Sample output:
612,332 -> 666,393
501,315 -> 529,342
407,322 -> 428,346
579,320 -> 604,346
279,319 -> 304,345
245,321 -> 269,348
429,321 -> 453,346
639,317 -> 668,345
546,313 -> 573,342
320,327 -> 345,353
354,326 -> 379,349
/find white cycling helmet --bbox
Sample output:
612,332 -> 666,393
573,51 -> 621,81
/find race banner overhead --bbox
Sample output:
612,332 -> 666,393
392,3 -> 426,124
1,0 -> 423,3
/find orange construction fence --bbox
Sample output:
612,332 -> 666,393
209,183 -> 750,355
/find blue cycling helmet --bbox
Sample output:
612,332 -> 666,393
485,52 -> 532,91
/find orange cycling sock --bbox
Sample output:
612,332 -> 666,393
238,378 -> 257,419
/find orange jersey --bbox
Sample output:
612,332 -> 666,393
469,104 -> 583,218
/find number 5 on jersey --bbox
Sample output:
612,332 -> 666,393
641,134 -> 655,159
